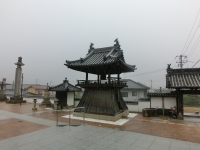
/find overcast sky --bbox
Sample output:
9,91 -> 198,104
1,0 -> 200,89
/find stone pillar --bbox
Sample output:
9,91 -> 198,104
7,57 -> 26,104
0,82 -> 7,101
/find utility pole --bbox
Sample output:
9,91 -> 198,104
176,55 -> 187,68
36,79 -> 38,85
149,80 -> 152,91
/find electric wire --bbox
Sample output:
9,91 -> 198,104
126,54 -> 177,78
193,59 -> 200,68
187,34 -> 200,60
181,9 -> 200,55
187,39 -> 200,61
187,33 -> 200,57
182,20 -> 200,55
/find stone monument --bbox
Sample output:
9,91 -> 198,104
40,83 -> 52,107
0,81 -> 8,101
32,99 -> 37,110
7,57 -> 26,103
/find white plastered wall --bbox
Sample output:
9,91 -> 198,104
138,101 -> 150,112
164,97 -> 176,109
151,97 -> 162,108
127,104 -> 139,112
127,101 -> 150,112
67,92 -> 74,106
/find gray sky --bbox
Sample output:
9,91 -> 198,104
1,0 -> 200,89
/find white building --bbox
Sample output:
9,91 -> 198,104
120,79 -> 150,102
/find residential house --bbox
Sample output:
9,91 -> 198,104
6,84 -> 34,96
120,79 -> 150,102
119,79 -> 150,112
27,85 -> 53,96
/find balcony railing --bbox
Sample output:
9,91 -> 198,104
76,80 -> 127,88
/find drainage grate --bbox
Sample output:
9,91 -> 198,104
57,125 -> 67,127
70,124 -> 81,127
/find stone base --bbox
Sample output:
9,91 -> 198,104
0,94 -> 7,101
6,96 -> 26,104
40,99 -> 52,107
32,108 -> 37,110
177,112 -> 184,120
73,110 -> 129,121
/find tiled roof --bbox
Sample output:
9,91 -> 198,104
65,43 -> 136,74
148,93 -> 177,97
49,79 -> 81,92
166,67 -> 200,89
121,79 -> 150,90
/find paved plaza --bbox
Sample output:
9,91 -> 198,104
0,101 -> 200,150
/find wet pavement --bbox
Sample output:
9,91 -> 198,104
0,101 -> 200,149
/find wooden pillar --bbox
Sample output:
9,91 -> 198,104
108,73 -> 111,84
117,73 -> 120,84
97,75 -> 99,85
86,72 -> 88,83
177,90 -> 183,120
162,97 -> 164,116
150,97 -> 151,108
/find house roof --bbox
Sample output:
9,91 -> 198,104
65,40 -> 136,74
166,66 -> 200,89
49,78 -> 81,92
6,84 -> 39,90
28,85 -> 48,90
120,79 -> 150,90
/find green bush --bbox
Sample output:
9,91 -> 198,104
183,95 -> 200,106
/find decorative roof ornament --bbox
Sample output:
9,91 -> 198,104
64,78 -> 69,89
88,43 -> 94,54
167,64 -> 171,74
114,38 -> 120,46
90,43 -> 94,49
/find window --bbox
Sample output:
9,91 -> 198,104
38,90 -> 42,95
132,91 -> 137,96
144,90 -> 147,97
121,92 -> 128,97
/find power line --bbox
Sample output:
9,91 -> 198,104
187,33 -> 200,57
181,9 -> 200,55
187,36 -> 200,61
126,68 -> 165,77
182,21 -> 200,55
193,59 -> 200,68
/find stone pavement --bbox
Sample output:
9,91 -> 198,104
0,102 -> 200,150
